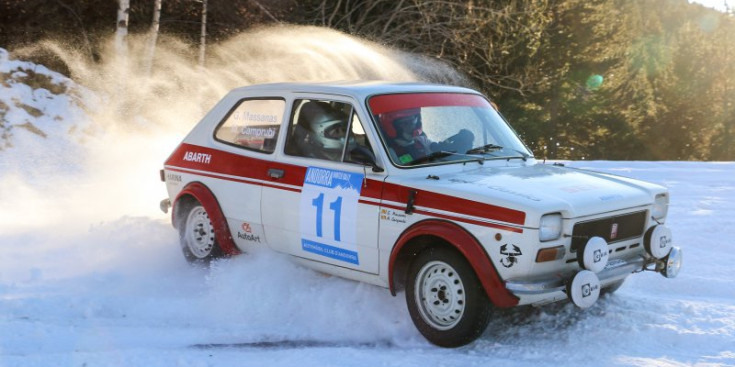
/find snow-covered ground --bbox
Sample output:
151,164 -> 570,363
1,42 -> 734,366
3,160 -> 734,367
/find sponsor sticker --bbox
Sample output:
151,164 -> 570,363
241,126 -> 277,138
299,167 -> 364,265
659,235 -> 671,249
166,173 -> 182,182
593,249 -> 604,263
183,151 -> 212,164
232,110 -> 279,123
559,184 -> 597,193
599,194 -> 623,201
448,177 -> 542,202
500,244 -> 522,268
581,282 -> 600,298
237,222 -> 261,243
610,223 -> 619,240
380,209 -> 407,224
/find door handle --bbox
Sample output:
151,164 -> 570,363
268,168 -> 285,179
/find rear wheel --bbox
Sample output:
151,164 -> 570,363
179,202 -> 223,263
405,247 -> 492,347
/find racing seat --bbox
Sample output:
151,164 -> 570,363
286,101 -> 323,158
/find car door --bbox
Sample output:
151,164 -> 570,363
209,97 -> 286,252
261,97 -> 384,274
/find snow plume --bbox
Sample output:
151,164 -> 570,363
0,25 -> 461,337
0,25 -> 468,234
13,25 -> 469,133
0,26 -> 463,357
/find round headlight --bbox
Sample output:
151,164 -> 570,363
539,213 -> 562,242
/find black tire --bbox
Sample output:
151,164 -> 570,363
405,246 -> 492,347
178,201 -> 224,264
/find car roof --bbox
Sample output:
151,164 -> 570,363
229,81 -> 482,100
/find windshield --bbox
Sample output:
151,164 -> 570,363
368,93 -> 532,167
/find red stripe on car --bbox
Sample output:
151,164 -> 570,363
368,93 -> 489,114
166,143 -> 525,228
380,182 -> 526,226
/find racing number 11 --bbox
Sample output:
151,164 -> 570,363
312,193 -> 342,241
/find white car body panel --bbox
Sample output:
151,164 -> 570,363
162,81 -> 678,310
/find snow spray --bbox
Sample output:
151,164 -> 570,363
1,25 -> 468,232
0,28 -> 460,342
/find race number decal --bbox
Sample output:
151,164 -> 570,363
300,167 -> 364,265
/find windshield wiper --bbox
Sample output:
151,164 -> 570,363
506,149 -> 532,162
407,151 -> 455,165
408,150 -> 485,166
465,144 -> 503,154
485,150 -> 532,162
467,144 -> 532,162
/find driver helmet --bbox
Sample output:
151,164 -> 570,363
299,101 -> 348,150
379,108 -> 422,139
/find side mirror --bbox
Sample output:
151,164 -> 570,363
349,146 -> 384,173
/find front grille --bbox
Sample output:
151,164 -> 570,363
571,210 -> 647,252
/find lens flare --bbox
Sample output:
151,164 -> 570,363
586,74 -> 604,90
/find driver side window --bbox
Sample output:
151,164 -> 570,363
344,113 -> 375,165
285,99 -> 375,165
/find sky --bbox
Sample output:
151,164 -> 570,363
690,0 -> 731,11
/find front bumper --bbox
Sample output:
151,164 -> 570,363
506,255 -> 644,305
505,244 -> 682,307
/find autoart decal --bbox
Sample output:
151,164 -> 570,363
237,222 -> 261,243
299,167 -> 364,265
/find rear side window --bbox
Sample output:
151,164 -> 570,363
215,98 -> 285,153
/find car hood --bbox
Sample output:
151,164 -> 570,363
388,163 -> 666,227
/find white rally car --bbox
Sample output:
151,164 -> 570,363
160,81 -> 682,347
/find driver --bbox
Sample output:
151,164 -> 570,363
382,111 -> 474,164
391,114 -> 432,163
292,101 -> 348,161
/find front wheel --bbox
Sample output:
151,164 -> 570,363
179,202 -> 223,264
406,247 -> 492,347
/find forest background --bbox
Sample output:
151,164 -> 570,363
1,0 -> 733,161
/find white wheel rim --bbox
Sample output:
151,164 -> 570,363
415,260 -> 466,330
184,206 -> 215,258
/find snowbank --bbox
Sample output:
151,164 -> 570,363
0,47 -> 91,155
